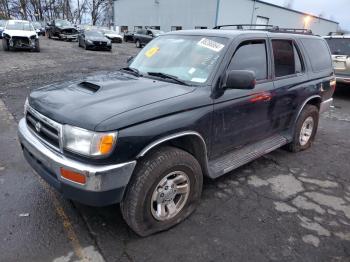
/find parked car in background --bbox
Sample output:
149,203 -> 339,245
78,30 -> 112,51
46,19 -> 79,41
123,31 -> 135,42
101,29 -> 123,43
19,28 -> 335,236
133,29 -> 164,48
32,21 -> 45,36
324,34 -> 350,85
0,20 -> 7,39
2,20 -> 40,52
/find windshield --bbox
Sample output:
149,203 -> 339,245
130,35 -> 228,84
325,38 -> 350,56
86,31 -> 104,37
32,22 -> 42,29
56,20 -> 72,27
6,21 -> 34,31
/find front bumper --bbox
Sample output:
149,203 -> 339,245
59,33 -> 78,40
18,118 -> 136,206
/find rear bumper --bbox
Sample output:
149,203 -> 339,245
18,118 -> 136,206
336,74 -> 350,84
320,98 -> 333,114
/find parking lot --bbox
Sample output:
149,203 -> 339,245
1,37 -> 350,262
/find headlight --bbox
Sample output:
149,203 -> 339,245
63,125 -> 117,157
86,39 -> 93,44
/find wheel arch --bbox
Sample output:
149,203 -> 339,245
136,132 -> 210,177
296,95 -> 322,121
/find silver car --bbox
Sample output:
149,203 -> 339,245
324,35 -> 350,84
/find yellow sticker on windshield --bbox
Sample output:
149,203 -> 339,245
145,47 -> 160,58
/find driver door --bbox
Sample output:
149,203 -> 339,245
211,38 -> 275,158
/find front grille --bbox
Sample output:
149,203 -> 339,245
93,41 -> 107,46
26,107 -> 61,150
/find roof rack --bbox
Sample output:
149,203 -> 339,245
213,24 -> 313,35
328,32 -> 345,36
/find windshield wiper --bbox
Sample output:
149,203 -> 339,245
120,67 -> 142,77
147,72 -> 190,86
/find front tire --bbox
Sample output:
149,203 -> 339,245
135,40 -> 141,48
2,39 -> 9,51
33,39 -> 40,52
121,146 -> 203,237
287,104 -> 319,152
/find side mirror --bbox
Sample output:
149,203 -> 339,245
127,56 -> 134,65
224,70 -> 256,90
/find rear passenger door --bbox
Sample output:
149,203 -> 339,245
269,38 -> 309,132
212,38 -> 275,157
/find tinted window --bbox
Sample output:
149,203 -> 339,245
302,38 -> 332,72
272,40 -> 296,77
228,41 -> 267,80
325,38 -> 350,56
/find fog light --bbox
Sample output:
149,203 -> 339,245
60,168 -> 86,185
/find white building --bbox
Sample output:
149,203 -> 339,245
113,0 -> 339,35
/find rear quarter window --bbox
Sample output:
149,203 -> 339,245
301,38 -> 332,72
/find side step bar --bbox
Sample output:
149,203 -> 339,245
208,134 -> 288,178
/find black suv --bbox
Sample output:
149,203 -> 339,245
18,27 -> 335,236
46,19 -> 79,41
133,28 -> 164,48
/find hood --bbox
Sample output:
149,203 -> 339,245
29,72 -> 197,131
58,26 -> 76,30
86,36 -> 109,41
105,33 -> 122,38
4,29 -> 37,38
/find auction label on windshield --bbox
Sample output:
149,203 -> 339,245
145,47 -> 160,58
198,38 -> 224,52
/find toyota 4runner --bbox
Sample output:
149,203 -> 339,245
324,34 -> 350,84
18,27 -> 335,236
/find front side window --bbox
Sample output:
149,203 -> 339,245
272,40 -> 304,77
228,40 -> 268,81
130,35 -> 228,84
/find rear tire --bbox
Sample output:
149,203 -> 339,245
287,104 -> 319,152
121,146 -> 203,236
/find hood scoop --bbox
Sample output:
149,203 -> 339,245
77,81 -> 101,93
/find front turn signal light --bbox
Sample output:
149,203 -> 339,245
98,135 -> 115,155
60,168 -> 86,185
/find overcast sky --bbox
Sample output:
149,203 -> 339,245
263,0 -> 350,30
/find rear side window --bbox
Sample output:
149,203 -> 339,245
301,38 -> 332,72
228,40 -> 267,81
272,40 -> 303,77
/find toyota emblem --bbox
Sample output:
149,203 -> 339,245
35,122 -> 42,132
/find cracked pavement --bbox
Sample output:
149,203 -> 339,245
1,38 -> 350,262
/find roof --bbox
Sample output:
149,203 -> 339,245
324,35 -> 350,39
255,0 -> 339,24
166,29 -> 321,39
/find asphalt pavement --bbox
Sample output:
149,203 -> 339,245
1,38 -> 350,262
